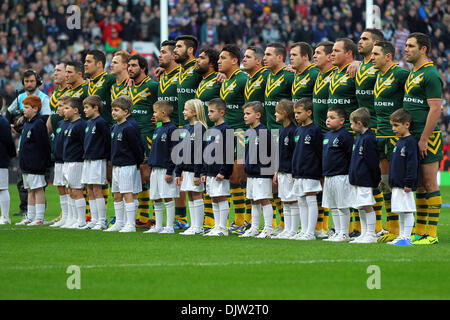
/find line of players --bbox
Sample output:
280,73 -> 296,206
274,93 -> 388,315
1,30 -> 443,245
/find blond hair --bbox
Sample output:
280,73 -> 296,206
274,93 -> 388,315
350,107 -> 371,128
184,99 -> 208,129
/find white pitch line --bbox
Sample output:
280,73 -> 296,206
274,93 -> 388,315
5,257 -> 447,271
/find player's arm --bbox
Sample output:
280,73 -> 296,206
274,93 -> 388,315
46,116 -> 52,135
418,99 -> 442,158
346,60 -> 361,78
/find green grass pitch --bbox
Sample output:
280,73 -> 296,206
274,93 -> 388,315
1,184 -> 449,300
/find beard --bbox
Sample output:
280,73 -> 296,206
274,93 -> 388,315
174,51 -> 189,64
129,69 -> 141,80
196,64 -> 209,76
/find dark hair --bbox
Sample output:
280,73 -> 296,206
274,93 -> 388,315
247,46 -> 265,60
208,98 -> 226,112
266,42 -> 287,61
83,95 -> 103,112
374,40 -> 395,57
161,40 -> 176,52
364,28 -> 385,42
316,41 -> 334,55
153,100 -> 173,115
222,44 -> 242,65
407,32 -> 431,55
335,38 -> 357,58
67,97 -> 83,113
291,42 -> 313,60
199,47 -> 219,71
294,98 -> 313,112
86,49 -> 106,68
175,35 -> 199,55
390,108 -> 412,124
243,101 -> 264,115
66,60 -> 84,74
112,96 -> 134,113
276,99 -> 295,123
328,106 -> 346,120
128,54 -> 148,75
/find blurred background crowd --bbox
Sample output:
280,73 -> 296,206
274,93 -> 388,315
0,0 -> 449,167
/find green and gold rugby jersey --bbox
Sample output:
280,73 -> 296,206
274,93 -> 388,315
110,77 -> 130,102
49,86 -> 69,132
292,64 -> 319,102
244,67 -> 270,125
403,61 -> 443,134
327,63 -> 357,131
312,66 -> 336,134
195,71 -> 221,127
129,76 -> 159,155
220,68 -> 248,130
264,66 -> 295,130
355,58 -> 378,129
374,63 -> 409,136
177,59 -> 203,126
66,82 -> 89,120
158,66 -> 180,125
88,71 -> 116,126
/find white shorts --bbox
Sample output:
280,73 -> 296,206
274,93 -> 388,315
111,165 -> 137,194
0,168 -> 8,189
277,173 -> 296,202
391,187 -> 416,213
292,178 -> 322,197
322,175 -> 352,209
350,185 -> 375,209
81,159 -> 107,185
246,177 -> 272,201
22,173 -> 46,190
149,167 -> 180,200
63,162 -> 84,189
53,163 -> 65,187
134,168 -> 142,194
180,171 -> 205,192
205,176 -> 230,198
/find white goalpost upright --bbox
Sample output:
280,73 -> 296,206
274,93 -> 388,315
160,0 -> 168,42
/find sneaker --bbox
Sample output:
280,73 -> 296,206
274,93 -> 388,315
119,225 -> 136,233
77,223 -> 88,229
272,226 -> 284,236
15,218 -> 32,225
60,219 -> 76,229
67,220 -> 81,229
173,219 -> 190,230
143,226 -> 163,234
325,228 -> 335,239
256,228 -> 273,238
290,231 -> 306,240
413,235 -> 438,245
228,222 -> 242,233
204,227 -> 220,236
239,228 -> 259,238
376,228 -> 388,237
136,219 -> 155,229
160,226 -> 175,234
193,227 -> 204,235
0,216 -> 11,225
50,219 -> 66,228
215,227 -> 229,236
377,232 -> 398,243
299,233 -> 316,241
314,230 -> 328,239
85,221 -> 97,229
350,233 -> 366,243
180,227 -> 197,235
203,225 -> 213,233
273,229 -> 290,239
233,221 -> 251,235
91,222 -> 107,230
104,224 -> 124,232
354,234 -> 378,244
331,233 -> 351,242
27,219 -> 44,226
349,230 -> 361,238
411,234 -> 424,242
387,236 -> 403,245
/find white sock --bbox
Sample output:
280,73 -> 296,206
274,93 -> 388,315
358,209 -> 367,237
35,203 -> 46,221
188,201 -> 195,228
338,208 -> 350,236
193,198 -> 204,229
218,200 -> 229,230
89,199 -> 98,225
154,201 -> 164,229
262,204 -> 273,231
212,202 -> 219,229
298,197 -> 308,234
331,209 -> 340,235
124,201 -> 135,227
365,210 -> 376,236
0,189 -> 10,219
27,204 -> 36,221
134,199 -> 139,215
165,200 -> 175,228
113,201 -> 125,227
251,203 -> 262,231
66,199 -> 73,223
398,211 -> 404,239
403,212 -> 414,239
59,194 -> 69,222
290,202 -> 300,234
96,197 -> 106,225
75,198 -> 86,225
282,203 -> 291,233
306,195 -> 318,236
